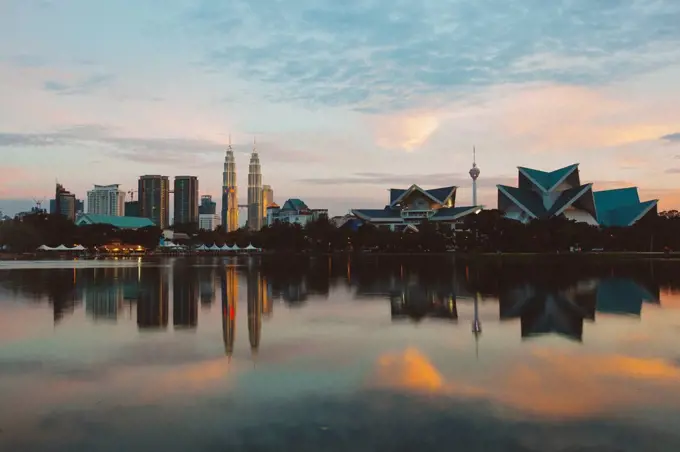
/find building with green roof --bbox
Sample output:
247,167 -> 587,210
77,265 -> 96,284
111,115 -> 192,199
75,214 -> 156,229
498,164 -> 657,227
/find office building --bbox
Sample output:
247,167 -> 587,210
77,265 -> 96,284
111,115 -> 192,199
86,184 -> 125,216
124,201 -> 140,217
222,138 -> 239,232
54,183 -> 77,221
199,195 -> 217,215
497,164 -> 658,226
199,213 -> 221,231
247,139 -> 263,231
262,185 -> 274,221
138,175 -> 170,229
173,176 -> 199,226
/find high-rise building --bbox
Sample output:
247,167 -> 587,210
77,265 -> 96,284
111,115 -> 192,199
222,138 -> 239,232
199,213 -> 221,231
54,183 -> 76,221
199,195 -> 216,215
138,175 -> 169,228
173,176 -> 199,226
86,184 -> 125,216
124,201 -> 140,217
262,185 -> 274,221
469,146 -> 480,206
247,139 -> 263,231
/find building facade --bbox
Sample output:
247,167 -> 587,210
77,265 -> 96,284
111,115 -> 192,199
199,213 -> 221,231
262,185 -> 274,221
138,175 -> 170,229
497,164 -> 658,227
199,195 -> 216,215
222,140 -> 239,232
352,185 -> 480,231
86,184 -> 125,216
124,201 -> 140,217
54,183 -> 77,221
266,199 -> 328,226
247,141 -> 264,231
174,176 -> 199,226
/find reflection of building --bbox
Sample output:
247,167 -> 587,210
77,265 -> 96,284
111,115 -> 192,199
352,185 -> 480,232
248,140 -> 264,231
390,286 -> 458,322
497,164 -> 658,226
221,267 -> 238,357
137,267 -> 169,329
199,268 -> 216,307
266,198 -> 328,226
174,176 -> 199,226
85,284 -> 123,321
247,269 -> 264,353
138,175 -> 170,228
86,184 -> 125,216
173,269 -> 198,328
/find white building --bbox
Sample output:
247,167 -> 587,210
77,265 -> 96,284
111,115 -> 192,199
199,213 -> 221,231
86,184 -> 125,216
267,199 -> 328,227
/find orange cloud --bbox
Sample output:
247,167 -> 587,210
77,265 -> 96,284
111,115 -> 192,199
372,113 -> 440,151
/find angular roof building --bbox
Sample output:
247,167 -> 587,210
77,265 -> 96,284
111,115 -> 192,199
497,164 -> 657,226
352,184 -> 480,231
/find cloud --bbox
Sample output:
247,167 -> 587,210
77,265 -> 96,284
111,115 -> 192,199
0,125 -> 318,166
372,113 -> 441,151
665,168 -> 680,174
299,172 -> 514,188
43,73 -> 114,96
662,132 -> 680,142
189,0 -> 680,111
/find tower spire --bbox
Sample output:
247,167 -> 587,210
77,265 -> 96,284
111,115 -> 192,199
469,145 -> 480,206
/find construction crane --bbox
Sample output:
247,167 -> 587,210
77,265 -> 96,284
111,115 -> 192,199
127,190 -> 137,201
33,197 -> 46,210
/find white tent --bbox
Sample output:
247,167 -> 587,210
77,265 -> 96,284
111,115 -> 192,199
245,243 -> 259,251
54,244 -> 70,251
220,244 -> 231,251
231,244 -> 241,251
209,244 -> 221,251
160,241 -> 180,248
196,244 -> 208,251
37,245 -> 54,251
72,245 -> 86,251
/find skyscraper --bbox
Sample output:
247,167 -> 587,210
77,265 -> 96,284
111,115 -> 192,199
247,139 -> 263,231
199,195 -> 216,215
262,184 -> 274,221
86,184 -> 125,216
54,183 -> 76,221
173,176 -> 199,226
470,146 -> 480,206
138,175 -> 169,228
222,137 -> 239,232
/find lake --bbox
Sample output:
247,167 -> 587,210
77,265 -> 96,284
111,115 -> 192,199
1,255 -> 679,451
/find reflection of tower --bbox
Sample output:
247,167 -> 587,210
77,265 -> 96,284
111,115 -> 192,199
262,274 -> 273,317
472,291 -> 482,359
469,146 -> 480,206
137,267 -> 169,329
247,138 -> 263,231
173,270 -> 198,328
247,268 -> 264,354
221,266 -> 238,358
222,136 -> 239,232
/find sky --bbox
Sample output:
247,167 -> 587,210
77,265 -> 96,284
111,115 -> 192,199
1,0 -> 680,217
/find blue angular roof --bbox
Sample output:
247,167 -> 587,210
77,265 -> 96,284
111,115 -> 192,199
594,188 -> 657,227
389,189 -> 406,204
546,184 -> 593,217
498,185 -> 546,218
352,208 -> 401,220
76,214 -> 155,229
281,198 -> 309,211
425,186 -> 456,204
431,206 -> 479,220
519,164 -> 579,192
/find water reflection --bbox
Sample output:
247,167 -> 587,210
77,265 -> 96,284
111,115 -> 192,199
0,256 -> 675,344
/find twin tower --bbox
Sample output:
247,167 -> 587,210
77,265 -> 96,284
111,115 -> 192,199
221,138 -> 265,232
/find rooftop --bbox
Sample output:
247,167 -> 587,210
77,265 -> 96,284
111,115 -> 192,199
76,214 -> 155,229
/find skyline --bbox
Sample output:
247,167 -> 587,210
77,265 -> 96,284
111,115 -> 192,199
2,0 -> 680,217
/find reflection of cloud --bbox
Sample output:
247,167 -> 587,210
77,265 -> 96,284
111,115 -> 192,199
369,348 -> 680,419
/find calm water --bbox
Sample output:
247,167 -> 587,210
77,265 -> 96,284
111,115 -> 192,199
1,256 -> 680,451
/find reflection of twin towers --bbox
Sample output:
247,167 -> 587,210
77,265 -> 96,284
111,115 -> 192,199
221,266 -> 272,358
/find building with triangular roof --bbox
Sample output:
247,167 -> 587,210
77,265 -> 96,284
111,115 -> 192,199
498,164 -> 657,226
352,184 -> 481,231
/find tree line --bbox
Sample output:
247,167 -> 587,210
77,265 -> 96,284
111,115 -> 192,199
1,209 -> 679,254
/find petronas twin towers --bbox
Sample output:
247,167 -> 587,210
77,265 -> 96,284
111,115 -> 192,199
221,137 -> 264,232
